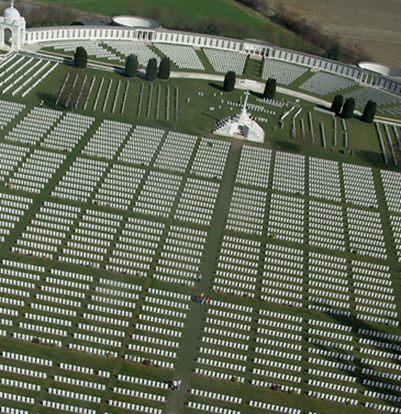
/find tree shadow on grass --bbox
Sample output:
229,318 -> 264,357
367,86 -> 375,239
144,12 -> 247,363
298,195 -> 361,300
208,82 -> 224,92
354,150 -> 387,168
36,92 -> 56,108
315,103 -> 332,112
201,112 -> 219,122
63,57 -> 74,66
318,304 -> 401,401
249,89 -> 263,100
270,139 -> 302,153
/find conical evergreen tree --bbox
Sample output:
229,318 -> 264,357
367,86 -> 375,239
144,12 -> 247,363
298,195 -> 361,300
223,71 -> 236,92
158,57 -> 171,80
341,97 -> 355,119
361,100 -> 377,123
125,54 -> 138,78
331,94 -> 343,114
74,46 -> 87,69
263,78 -> 277,99
145,58 -> 158,81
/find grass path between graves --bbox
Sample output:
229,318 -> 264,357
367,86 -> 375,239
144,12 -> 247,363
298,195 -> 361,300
164,139 -> 241,414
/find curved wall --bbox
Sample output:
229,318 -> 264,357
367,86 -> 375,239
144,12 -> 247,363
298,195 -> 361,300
24,24 -> 401,97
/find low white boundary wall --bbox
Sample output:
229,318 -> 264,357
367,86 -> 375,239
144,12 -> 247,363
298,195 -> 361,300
24,25 -> 401,97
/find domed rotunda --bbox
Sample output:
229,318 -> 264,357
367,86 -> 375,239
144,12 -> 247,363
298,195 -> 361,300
0,0 -> 26,50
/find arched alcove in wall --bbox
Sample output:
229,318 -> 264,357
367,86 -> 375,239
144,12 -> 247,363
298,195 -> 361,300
4,28 -> 12,46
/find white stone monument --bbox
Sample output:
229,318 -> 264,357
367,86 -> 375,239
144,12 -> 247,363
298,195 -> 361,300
213,90 -> 265,143
0,0 -> 26,51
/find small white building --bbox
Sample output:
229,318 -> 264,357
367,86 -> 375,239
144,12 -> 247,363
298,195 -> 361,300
213,91 -> 265,143
0,0 -> 26,50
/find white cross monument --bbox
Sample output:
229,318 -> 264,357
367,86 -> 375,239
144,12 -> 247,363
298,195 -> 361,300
213,90 -> 265,143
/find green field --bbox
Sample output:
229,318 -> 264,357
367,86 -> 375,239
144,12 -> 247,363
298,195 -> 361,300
0,14 -> 400,411
0,77 -> 401,414
39,65 -> 388,169
35,0 -> 321,54
3,46 -> 392,168
60,0 -> 265,27
36,0 -> 266,25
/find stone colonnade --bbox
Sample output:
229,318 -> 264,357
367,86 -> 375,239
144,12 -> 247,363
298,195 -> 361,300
24,25 -> 401,96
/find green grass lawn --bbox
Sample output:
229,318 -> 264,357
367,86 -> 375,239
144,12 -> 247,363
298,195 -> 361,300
36,0 -> 266,27
26,63 -> 385,170
0,110 -> 400,414
35,0 -> 322,54
0,53 -> 400,414
0,7 -> 399,414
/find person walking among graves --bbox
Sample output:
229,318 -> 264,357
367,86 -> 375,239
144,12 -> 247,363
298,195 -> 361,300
206,296 -> 210,305
198,274 -> 203,283
172,380 -> 178,390
177,380 -> 182,390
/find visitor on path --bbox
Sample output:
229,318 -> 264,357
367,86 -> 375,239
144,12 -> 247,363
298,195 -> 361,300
201,296 -> 206,305
198,293 -> 205,305
206,296 -> 210,305
177,380 -> 182,390
198,274 -> 202,283
172,381 -> 178,390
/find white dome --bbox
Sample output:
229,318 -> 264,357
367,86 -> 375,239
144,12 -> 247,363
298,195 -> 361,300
3,6 -> 21,23
358,61 -> 401,78
112,15 -> 161,29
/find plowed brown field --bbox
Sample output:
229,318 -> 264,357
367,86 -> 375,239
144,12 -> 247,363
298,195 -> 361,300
268,0 -> 401,68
